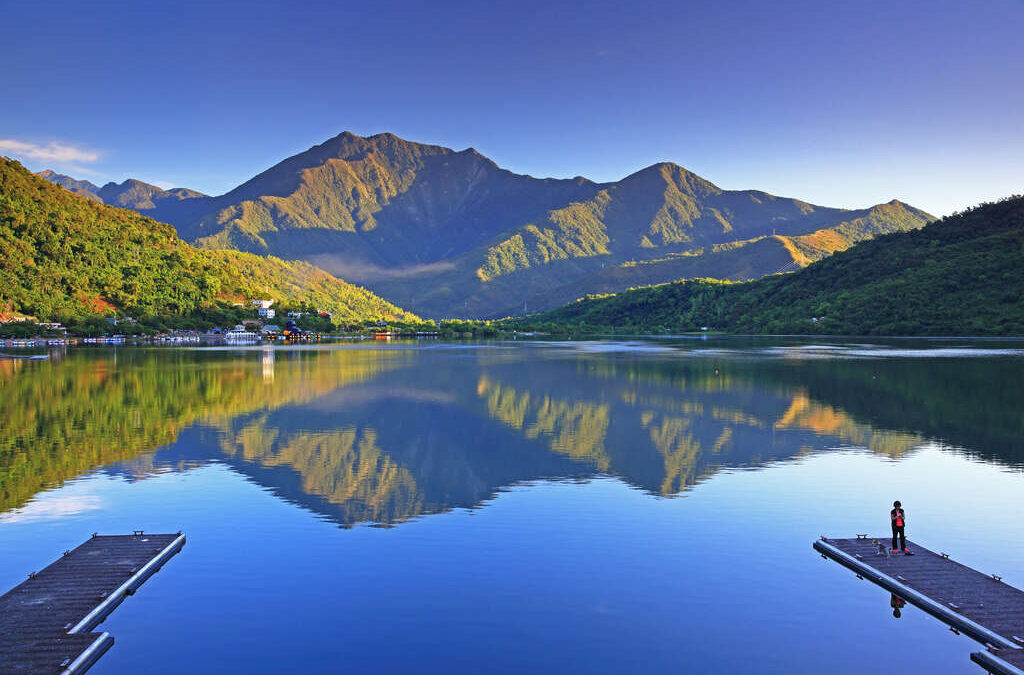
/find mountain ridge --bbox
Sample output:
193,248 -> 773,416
36,132 -> 934,317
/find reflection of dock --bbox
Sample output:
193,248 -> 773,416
814,536 -> 1024,674
0,532 -> 185,674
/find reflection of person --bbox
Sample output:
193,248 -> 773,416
890,593 -> 906,618
891,500 -> 908,553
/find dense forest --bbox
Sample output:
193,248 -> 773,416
519,195 -> 1024,335
0,158 -> 417,322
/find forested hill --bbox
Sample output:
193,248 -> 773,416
0,158 -> 417,322
526,195 -> 1024,335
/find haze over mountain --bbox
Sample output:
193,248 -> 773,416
39,132 -> 934,317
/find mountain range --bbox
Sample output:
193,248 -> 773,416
37,132 -> 934,317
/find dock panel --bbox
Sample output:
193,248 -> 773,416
0,533 -> 184,674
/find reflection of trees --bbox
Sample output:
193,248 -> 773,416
0,349 -> 404,511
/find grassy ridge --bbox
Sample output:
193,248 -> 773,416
0,158 -> 417,321
525,195 -> 1024,335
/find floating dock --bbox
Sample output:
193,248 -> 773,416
814,536 -> 1024,674
0,532 -> 185,674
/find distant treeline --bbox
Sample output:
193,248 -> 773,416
512,195 -> 1024,336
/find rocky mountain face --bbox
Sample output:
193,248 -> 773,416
39,132 -> 934,317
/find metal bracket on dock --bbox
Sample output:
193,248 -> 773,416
133,530 -> 144,537
940,552 -> 950,559
856,534 -> 868,539
991,574 -> 1003,582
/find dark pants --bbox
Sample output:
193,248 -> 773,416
892,525 -> 906,551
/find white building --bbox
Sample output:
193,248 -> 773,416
252,299 -> 275,319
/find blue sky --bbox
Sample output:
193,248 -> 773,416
1,0 -> 1021,216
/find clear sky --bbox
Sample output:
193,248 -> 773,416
1,0 -> 1021,216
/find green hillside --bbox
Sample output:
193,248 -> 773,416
525,195 -> 1024,335
0,158 -> 417,322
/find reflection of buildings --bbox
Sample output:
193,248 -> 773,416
261,347 -> 275,382
6,344 -> 1022,526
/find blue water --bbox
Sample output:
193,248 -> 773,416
1,339 -> 1022,673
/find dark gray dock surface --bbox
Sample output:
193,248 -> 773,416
973,648 -> 1024,675
814,536 -> 1024,674
0,532 -> 185,674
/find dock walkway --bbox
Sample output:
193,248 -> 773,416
814,536 -> 1024,674
0,532 -> 185,674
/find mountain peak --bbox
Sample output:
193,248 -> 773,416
618,161 -> 722,197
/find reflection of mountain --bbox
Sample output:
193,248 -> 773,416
773,394 -> 922,459
5,343 -> 1022,526
474,358 -> 926,496
479,375 -> 612,469
0,348 -> 406,510
220,421 -> 424,524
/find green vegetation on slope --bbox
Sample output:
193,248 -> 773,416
523,195 -> 1024,335
0,158 -> 417,322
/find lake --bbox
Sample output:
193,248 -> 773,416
2,338 -> 1022,674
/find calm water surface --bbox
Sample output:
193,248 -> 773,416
1,338 -> 1022,674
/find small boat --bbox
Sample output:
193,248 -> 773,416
0,352 -> 50,360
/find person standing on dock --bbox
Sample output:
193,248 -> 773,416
891,500 -> 908,554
